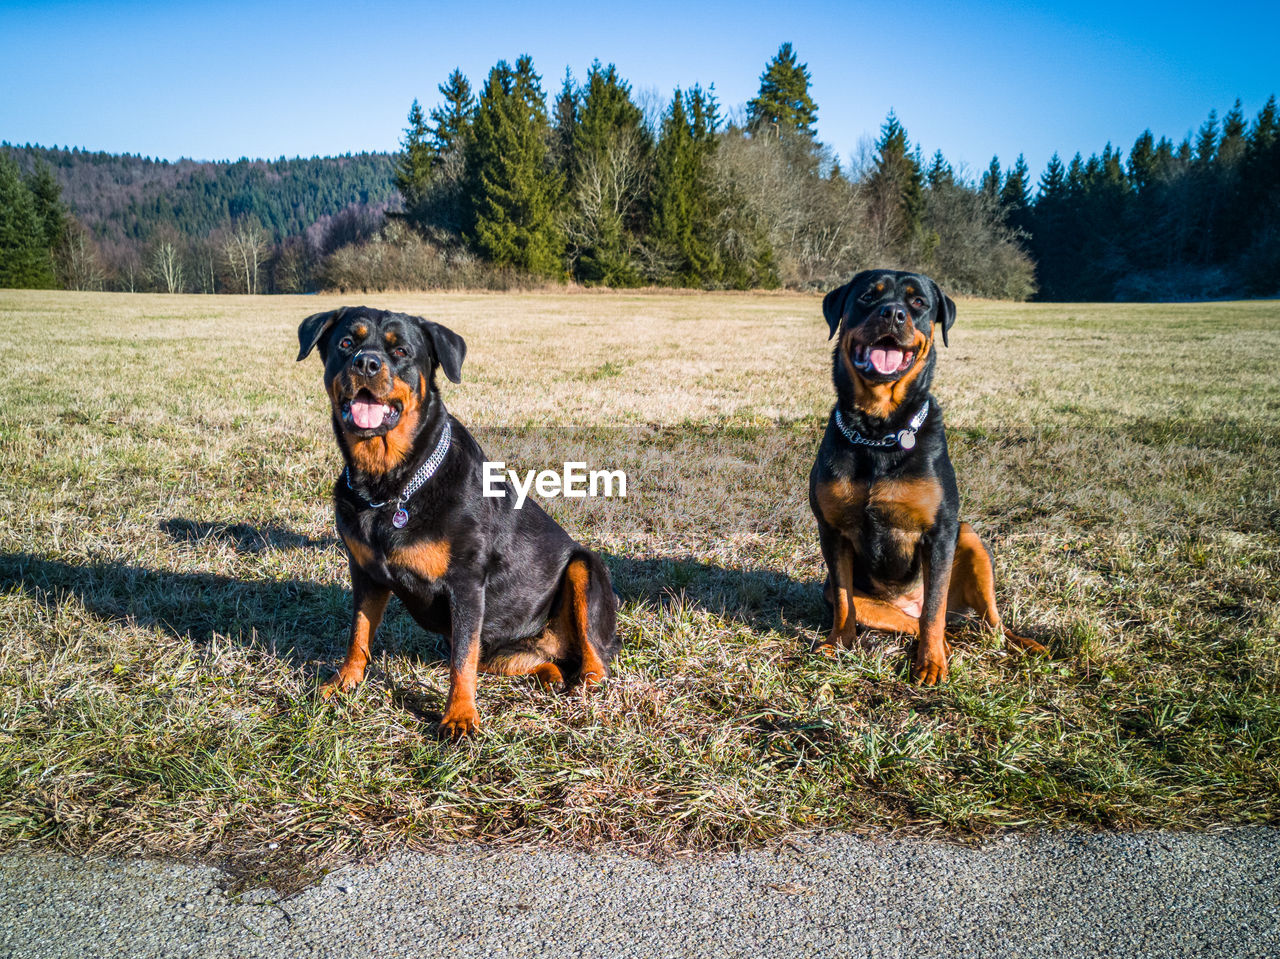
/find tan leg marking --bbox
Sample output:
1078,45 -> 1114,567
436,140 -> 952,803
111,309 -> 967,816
321,586 -> 390,699
441,637 -> 481,737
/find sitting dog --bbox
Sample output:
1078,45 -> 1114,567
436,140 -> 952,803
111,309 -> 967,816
297,307 -> 620,735
809,270 -> 1045,683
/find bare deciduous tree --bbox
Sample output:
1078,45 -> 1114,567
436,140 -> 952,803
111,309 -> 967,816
563,129 -> 650,284
221,216 -> 270,294
148,233 -> 186,293
56,222 -> 106,291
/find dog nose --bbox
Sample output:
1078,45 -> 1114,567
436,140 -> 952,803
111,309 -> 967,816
879,304 -> 908,326
352,351 -> 382,377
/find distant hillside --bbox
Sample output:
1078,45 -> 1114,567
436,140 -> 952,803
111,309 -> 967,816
2,144 -> 399,246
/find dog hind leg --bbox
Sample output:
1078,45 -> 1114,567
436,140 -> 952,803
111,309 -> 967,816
948,523 -> 1046,653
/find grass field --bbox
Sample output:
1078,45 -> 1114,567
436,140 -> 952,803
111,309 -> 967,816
1,288 -> 1278,886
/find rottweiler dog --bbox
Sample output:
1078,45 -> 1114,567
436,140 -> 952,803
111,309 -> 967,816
809,270 -> 1045,684
297,307 -> 620,736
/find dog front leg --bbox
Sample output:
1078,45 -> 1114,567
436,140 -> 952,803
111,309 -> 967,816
441,580 -> 485,737
813,523 -> 856,652
913,523 -> 957,685
321,565 -> 390,699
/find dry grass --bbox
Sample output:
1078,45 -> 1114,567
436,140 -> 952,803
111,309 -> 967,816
1,288 -> 1278,884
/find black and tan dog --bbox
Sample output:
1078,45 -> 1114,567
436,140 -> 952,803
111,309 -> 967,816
298,307 -> 619,735
809,270 -> 1045,684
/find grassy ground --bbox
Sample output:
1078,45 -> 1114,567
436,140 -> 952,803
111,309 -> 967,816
1,289 -> 1277,883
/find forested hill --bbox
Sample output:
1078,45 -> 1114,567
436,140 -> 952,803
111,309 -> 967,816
2,144 -> 398,246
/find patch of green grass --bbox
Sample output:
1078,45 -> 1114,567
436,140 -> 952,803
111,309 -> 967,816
0,289 -> 1277,875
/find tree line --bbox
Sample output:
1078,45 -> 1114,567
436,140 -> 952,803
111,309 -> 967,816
321,44 -> 1280,300
2,44 -> 1276,299
364,46 -> 1033,297
0,147 -> 396,293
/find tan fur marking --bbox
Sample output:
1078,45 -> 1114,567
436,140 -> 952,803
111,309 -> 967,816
441,637 -> 481,735
852,592 -> 920,635
390,539 -> 451,580
844,328 -> 933,419
566,559 -> 606,684
321,586 -> 390,698
342,533 -> 376,570
816,477 -> 868,530
481,651 -> 565,687
949,523 -> 1047,653
346,375 -> 420,475
868,476 -> 943,531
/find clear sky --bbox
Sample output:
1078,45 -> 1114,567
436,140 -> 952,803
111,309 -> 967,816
2,0 -> 1276,182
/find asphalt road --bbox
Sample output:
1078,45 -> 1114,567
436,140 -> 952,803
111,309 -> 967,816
3,828 -> 1278,959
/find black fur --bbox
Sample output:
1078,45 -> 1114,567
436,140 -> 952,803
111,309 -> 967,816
297,306 -> 620,732
809,270 -> 960,675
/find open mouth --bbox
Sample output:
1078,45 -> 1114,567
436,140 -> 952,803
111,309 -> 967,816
340,388 -> 402,432
851,339 -> 916,378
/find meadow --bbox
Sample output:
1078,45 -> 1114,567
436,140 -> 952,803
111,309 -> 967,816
1,289 -> 1277,886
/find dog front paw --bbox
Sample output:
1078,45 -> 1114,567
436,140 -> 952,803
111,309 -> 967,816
440,705 -> 481,738
811,630 -> 841,657
912,648 -> 950,686
319,669 -> 363,700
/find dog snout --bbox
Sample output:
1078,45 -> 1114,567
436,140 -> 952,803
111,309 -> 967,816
351,351 -> 383,377
879,303 -> 909,327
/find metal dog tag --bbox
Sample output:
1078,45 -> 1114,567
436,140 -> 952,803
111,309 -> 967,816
897,430 -> 916,450
392,508 -> 409,529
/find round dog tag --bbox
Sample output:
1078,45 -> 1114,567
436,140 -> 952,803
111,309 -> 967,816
392,508 -> 409,529
897,430 -> 916,450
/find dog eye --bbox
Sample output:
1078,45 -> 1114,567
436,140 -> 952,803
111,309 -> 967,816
392,347 -> 409,359
338,336 -> 354,350
910,297 -> 926,309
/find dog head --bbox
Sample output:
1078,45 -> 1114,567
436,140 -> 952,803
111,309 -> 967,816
297,306 -> 465,472
822,269 -> 955,419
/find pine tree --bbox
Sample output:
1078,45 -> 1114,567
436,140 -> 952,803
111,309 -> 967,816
651,86 -> 721,285
746,42 -> 818,139
867,111 -> 924,241
429,69 -> 476,158
1066,153 -> 1086,194
0,152 -> 56,288
26,160 -> 68,254
1218,98 -> 1247,166
1128,131 -> 1157,192
980,156 -> 1003,200
552,69 -> 578,176
394,100 -> 434,210
926,150 -> 954,188
998,156 -> 1029,225
1038,154 -> 1067,199
1247,95 -> 1278,160
1194,110 -> 1219,166
465,56 -> 566,277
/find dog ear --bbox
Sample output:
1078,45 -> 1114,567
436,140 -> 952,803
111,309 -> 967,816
823,270 -> 878,339
822,284 -> 852,340
297,307 -> 346,361
932,280 -> 956,347
418,319 -> 466,384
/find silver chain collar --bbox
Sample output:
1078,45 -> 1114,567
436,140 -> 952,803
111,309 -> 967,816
345,419 -> 452,528
834,401 -> 930,451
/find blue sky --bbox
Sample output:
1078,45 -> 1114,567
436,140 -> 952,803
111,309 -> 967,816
1,0 -> 1276,181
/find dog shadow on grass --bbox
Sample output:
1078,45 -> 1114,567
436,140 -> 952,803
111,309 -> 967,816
0,549 -> 349,679
599,551 -> 826,645
0,522 -> 826,690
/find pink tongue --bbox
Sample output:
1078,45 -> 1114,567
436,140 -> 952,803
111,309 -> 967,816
869,348 -> 905,374
351,397 -> 388,429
